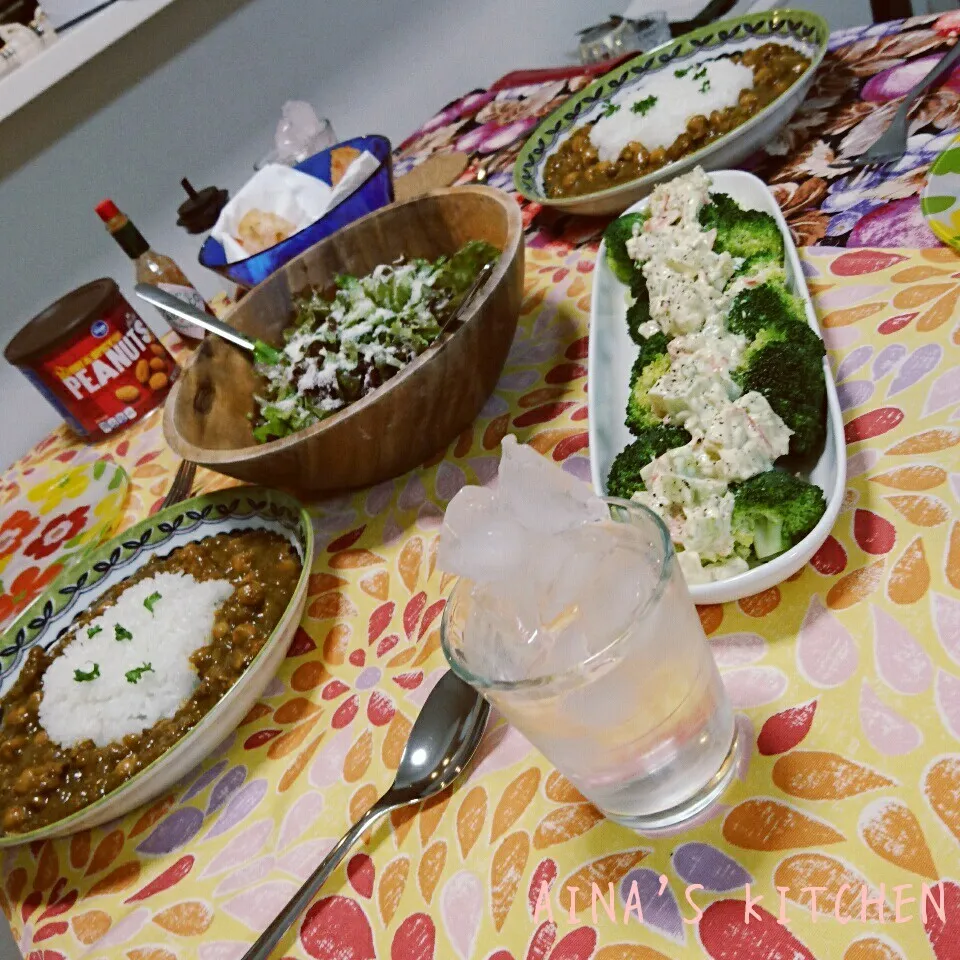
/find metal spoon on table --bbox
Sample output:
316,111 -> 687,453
241,670 -> 490,960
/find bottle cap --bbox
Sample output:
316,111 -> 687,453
94,198 -> 121,222
177,178 -> 229,234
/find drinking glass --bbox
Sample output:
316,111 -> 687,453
254,117 -> 338,171
440,498 -> 738,831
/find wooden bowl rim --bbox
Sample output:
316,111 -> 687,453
164,185 -> 523,464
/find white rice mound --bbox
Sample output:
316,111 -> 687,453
589,57 -> 754,163
39,571 -> 234,748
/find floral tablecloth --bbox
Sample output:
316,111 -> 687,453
397,11 -> 960,254
0,461 -> 129,636
3,14 -> 960,960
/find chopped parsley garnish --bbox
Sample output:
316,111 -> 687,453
600,102 -> 620,117
693,66 -> 707,80
699,79 -> 711,94
144,592 -> 162,614
674,67 -> 689,78
631,95 -> 658,116
74,663 -> 100,683
115,624 -> 133,642
87,625 -> 102,638
125,662 -> 154,684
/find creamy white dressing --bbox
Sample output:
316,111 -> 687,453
625,168 -> 793,583
626,169 -> 736,339
704,392 -> 792,482
648,352 -> 740,429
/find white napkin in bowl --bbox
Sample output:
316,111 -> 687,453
328,150 -> 382,209
212,152 -> 381,263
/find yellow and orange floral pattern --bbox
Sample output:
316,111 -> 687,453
0,244 -> 958,959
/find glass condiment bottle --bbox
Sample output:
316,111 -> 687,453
95,198 -> 208,341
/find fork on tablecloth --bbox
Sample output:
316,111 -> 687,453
835,42 -> 960,169
159,460 -> 197,510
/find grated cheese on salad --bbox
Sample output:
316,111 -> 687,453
252,241 -> 499,443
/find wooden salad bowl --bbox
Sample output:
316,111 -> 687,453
163,186 -> 524,498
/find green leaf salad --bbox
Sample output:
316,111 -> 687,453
252,240 -> 500,443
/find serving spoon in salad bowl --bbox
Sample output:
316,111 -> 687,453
135,285 -> 284,364
241,669 -> 490,960
135,264 -> 494,366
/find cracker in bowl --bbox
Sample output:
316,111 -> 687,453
236,209 -> 298,255
330,145 -> 362,185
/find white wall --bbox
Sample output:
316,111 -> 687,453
0,0 -> 872,468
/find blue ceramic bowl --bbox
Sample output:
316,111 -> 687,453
199,134 -> 394,288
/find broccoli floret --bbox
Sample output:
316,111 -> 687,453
625,275 -> 652,344
732,322 -> 827,457
607,424 -> 691,499
699,193 -> 784,274
732,470 -> 827,560
729,282 -> 827,457
635,331 -> 670,369
727,279 -> 807,340
626,333 -> 671,433
603,212 -> 648,285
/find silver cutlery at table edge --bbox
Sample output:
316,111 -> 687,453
240,669 -> 490,960
837,41 -> 960,169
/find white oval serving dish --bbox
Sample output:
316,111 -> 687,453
587,168 -> 846,605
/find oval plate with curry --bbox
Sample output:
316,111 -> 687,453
0,487 -> 314,844
513,10 -> 828,216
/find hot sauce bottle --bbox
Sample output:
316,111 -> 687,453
95,199 -> 209,342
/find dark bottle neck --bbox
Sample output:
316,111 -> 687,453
110,220 -> 150,259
